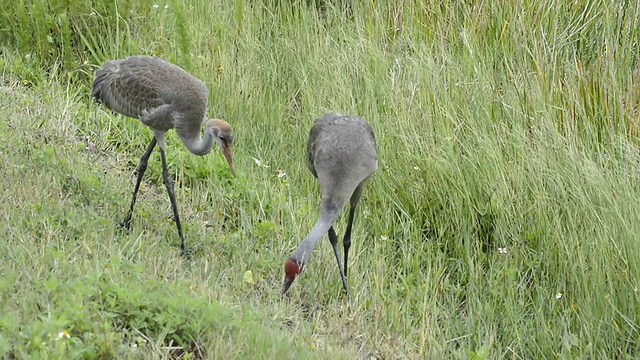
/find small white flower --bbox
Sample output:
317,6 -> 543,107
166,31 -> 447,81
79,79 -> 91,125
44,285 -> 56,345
413,166 -> 421,171
555,292 -> 563,299
57,331 -> 70,339
380,235 -> 388,241
498,247 -> 507,254
153,4 -> 159,9
252,157 -> 269,168
277,170 -> 287,178
130,9 -> 134,14
164,4 -> 169,9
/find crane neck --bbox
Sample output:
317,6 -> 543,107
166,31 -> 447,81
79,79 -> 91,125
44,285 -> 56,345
180,124 -> 215,156
291,203 -> 342,266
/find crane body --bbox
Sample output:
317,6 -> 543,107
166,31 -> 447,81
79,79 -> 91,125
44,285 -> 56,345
282,113 -> 377,305
91,55 -> 235,255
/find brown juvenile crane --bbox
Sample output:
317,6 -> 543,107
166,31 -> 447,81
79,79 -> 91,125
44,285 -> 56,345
91,55 -> 236,256
282,113 -> 377,305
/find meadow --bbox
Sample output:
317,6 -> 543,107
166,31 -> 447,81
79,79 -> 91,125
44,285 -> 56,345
1,0 -> 640,358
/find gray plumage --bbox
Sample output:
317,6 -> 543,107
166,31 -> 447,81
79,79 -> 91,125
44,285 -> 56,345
92,56 -> 208,121
282,113 -> 378,305
91,55 -> 236,256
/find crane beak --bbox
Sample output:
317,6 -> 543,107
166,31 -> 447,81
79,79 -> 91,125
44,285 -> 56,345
282,277 -> 295,296
223,145 -> 236,177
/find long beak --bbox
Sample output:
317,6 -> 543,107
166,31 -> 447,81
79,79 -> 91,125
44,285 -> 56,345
223,145 -> 236,177
282,277 -> 295,297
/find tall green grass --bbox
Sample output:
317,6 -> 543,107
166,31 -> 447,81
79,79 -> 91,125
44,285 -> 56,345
0,0 -> 197,84
1,0 -> 640,358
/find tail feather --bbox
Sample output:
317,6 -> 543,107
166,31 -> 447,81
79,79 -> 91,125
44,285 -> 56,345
91,61 -> 116,104
91,60 -> 141,118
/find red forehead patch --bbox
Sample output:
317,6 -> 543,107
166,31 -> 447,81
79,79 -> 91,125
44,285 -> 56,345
284,259 -> 303,279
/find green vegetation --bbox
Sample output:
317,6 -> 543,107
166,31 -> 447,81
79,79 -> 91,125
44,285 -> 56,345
1,0 -> 640,358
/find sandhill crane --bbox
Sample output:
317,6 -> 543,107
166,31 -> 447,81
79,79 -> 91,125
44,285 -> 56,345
91,55 -> 235,256
282,113 -> 377,305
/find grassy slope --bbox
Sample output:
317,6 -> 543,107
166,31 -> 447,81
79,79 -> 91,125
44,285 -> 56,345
1,0 -> 640,358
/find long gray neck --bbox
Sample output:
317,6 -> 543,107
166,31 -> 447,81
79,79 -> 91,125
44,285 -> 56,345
291,204 -> 341,266
180,126 -> 215,156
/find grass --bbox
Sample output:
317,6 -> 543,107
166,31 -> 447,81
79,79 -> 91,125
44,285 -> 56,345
1,0 -> 640,358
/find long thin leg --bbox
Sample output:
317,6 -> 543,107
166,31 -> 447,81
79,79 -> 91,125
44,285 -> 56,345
328,226 -> 353,307
343,183 -> 365,278
342,206 -> 356,278
122,137 -> 157,230
156,132 -> 188,257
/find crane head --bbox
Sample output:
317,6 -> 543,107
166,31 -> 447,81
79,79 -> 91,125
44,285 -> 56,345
282,258 -> 304,295
207,119 -> 236,177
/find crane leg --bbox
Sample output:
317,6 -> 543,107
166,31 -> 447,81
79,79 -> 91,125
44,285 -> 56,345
328,226 -> 352,307
122,137 -> 157,230
343,183 -> 364,278
156,135 -> 188,257
343,205 -> 356,278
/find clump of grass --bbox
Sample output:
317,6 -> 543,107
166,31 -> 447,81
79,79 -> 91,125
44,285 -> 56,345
0,0 -> 194,85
